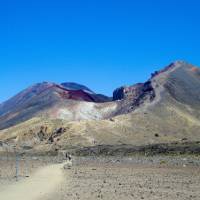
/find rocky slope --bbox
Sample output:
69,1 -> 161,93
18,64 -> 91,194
0,82 -> 113,130
0,61 -> 200,153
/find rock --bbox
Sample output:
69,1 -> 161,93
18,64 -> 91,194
113,87 -> 126,100
109,118 -> 115,122
155,134 -> 159,137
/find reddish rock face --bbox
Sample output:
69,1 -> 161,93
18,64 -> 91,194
0,82 -> 110,120
0,81 -> 112,130
21,83 -> 96,102
57,88 -> 95,102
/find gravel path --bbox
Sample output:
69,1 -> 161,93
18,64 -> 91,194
0,163 -> 64,200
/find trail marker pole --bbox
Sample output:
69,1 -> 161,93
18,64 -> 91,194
25,156 -> 29,177
14,146 -> 19,181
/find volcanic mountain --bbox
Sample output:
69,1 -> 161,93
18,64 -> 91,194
0,82 -> 114,130
0,61 -> 200,154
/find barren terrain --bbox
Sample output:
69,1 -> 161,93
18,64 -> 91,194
0,156 -> 200,200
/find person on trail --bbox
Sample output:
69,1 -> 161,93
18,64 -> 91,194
65,153 -> 72,161
64,153 -> 72,169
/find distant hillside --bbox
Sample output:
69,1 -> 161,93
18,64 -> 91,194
0,82 -> 112,130
0,61 -> 200,154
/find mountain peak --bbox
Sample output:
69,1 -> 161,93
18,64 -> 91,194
150,60 -> 194,79
171,60 -> 188,65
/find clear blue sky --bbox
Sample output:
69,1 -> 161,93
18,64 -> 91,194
1,0 -> 200,103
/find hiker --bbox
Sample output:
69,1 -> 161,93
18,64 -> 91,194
65,153 -> 72,161
64,153 -> 73,169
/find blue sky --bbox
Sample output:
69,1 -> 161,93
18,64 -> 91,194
0,0 -> 200,103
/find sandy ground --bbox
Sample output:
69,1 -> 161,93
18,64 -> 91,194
0,163 -> 64,200
0,156 -> 200,200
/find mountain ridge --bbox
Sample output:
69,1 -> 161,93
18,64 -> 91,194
0,60 -> 200,154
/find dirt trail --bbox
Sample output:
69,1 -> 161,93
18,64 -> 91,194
0,163 -> 64,200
